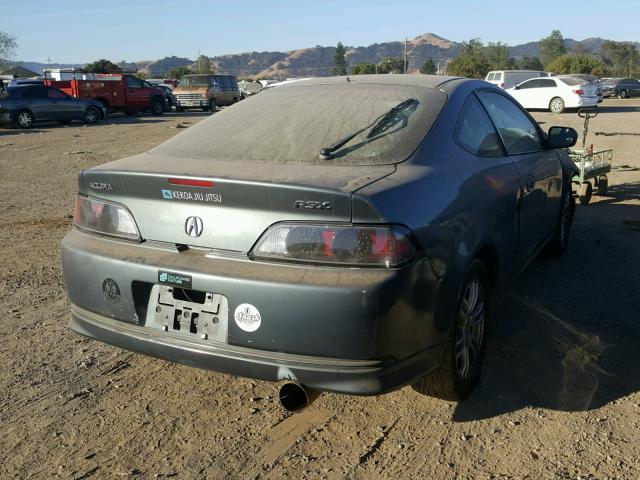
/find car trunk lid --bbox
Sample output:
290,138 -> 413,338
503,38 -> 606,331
81,152 -> 394,252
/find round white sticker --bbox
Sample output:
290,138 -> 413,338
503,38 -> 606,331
234,303 -> 262,332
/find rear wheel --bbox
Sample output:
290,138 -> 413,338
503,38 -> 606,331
544,178 -> 575,257
549,97 -> 565,113
619,89 -> 628,99
15,109 -> 34,129
596,175 -> 608,195
150,98 -> 164,115
578,181 -> 593,205
208,99 -> 217,113
412,260 -> 489,401
83,106 -> 100,124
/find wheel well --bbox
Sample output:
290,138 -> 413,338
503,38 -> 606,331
474,245 -> 498,288
95,97 -> 109,107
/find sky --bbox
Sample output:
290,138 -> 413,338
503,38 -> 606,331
3,0 -> 639,64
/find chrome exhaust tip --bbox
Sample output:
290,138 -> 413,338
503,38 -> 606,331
278,382 -> 319,413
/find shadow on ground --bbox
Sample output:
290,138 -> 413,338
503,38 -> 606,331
453,182 -> 640,421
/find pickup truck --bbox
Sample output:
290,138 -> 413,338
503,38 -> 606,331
44,74 -> 166,115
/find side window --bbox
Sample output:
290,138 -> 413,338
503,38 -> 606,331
211,76 -> 220,89
494,72 -> 502,81
126,77 -> 141,88
538,79 -> 556,88
24,87 -> 48,99
487,73 -> 495,81
230,77 -> 238,90
454,95 -> 504,158
518,79 -> 539,89
477,91 -> 543,155
47,88 -> 67,99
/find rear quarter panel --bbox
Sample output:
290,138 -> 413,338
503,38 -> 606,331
354,81 -> 521,328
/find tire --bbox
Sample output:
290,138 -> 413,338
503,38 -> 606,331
150,98 -> 164,115
15,109 -> 34,129
619,89 -> 628,99
83,106 -> 100,124
596,175 -> 608,195
543,177 -> 575,257
208,99 -> 217,113
549,97 -> 565,114
412,260 -> 489,401
578,181 -> 592,205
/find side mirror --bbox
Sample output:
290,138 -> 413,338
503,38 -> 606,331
513,84 -> 519,90
547,126 -> 578,149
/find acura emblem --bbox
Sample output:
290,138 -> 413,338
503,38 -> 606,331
185,216 -> 204,237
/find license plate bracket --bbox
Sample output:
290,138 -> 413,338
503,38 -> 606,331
145,284 -> 228,342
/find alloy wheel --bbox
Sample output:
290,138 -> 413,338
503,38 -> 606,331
18,112 -> 32,128
455,279 -> 485,381
85,108 -> 98,123
560,189 -> 573,247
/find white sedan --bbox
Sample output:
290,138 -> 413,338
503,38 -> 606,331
506,76 -> 598,113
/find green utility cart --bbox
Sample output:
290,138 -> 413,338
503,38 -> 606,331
568,108 -> 613,205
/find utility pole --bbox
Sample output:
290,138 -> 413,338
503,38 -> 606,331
47,56 -> 52,67
404,37 -> 407,74
198,49 -> 201,74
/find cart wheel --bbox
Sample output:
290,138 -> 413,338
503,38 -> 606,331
597,175 -> 608,195
578,181 -> 593,205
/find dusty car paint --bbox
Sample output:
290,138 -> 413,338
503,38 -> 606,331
61,75 -> 577,397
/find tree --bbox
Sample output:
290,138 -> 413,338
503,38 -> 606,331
333,42 -> 348,76
420,58 -> 437,74
83,59 -> 120,74
518,56 -> 544,70
485,42 -> 512,70
196,55 -> 214,74
351,63 -> 375,75
377,57 -> 404,74
546,54 -> 609,77
539,30 -> 566,66
601,41 -> 640,77
136,72 -> 149,80
168,66 -> 192,79
0,31 -> 17,69
446,39 -> 490,79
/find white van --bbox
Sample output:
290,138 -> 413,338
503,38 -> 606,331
485,70 -> 551,90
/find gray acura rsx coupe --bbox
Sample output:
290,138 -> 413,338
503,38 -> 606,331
62,75 -> 578,409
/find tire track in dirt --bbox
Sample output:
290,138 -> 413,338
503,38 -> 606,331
237,407 -> 332,479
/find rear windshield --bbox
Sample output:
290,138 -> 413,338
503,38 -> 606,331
152,82 -> 447,165
558,76 -> 584,86
180,75 -> 211,86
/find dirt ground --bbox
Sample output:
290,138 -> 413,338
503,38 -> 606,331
0,101 -> 639,480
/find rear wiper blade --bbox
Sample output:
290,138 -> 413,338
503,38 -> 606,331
319,98 -> 418,160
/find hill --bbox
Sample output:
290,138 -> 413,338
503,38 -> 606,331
7,34 -> 640,79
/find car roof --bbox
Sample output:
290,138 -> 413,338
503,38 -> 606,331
278,74 -> 461,90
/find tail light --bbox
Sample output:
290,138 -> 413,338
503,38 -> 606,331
572,89 -> 584,95
251,224 -> 416,268
73,195 -> 141,241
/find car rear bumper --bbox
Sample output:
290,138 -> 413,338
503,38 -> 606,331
61,229 -> 448,394
69,303 -> 444,395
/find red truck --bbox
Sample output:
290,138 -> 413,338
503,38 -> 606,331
44,74 -> 166,115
